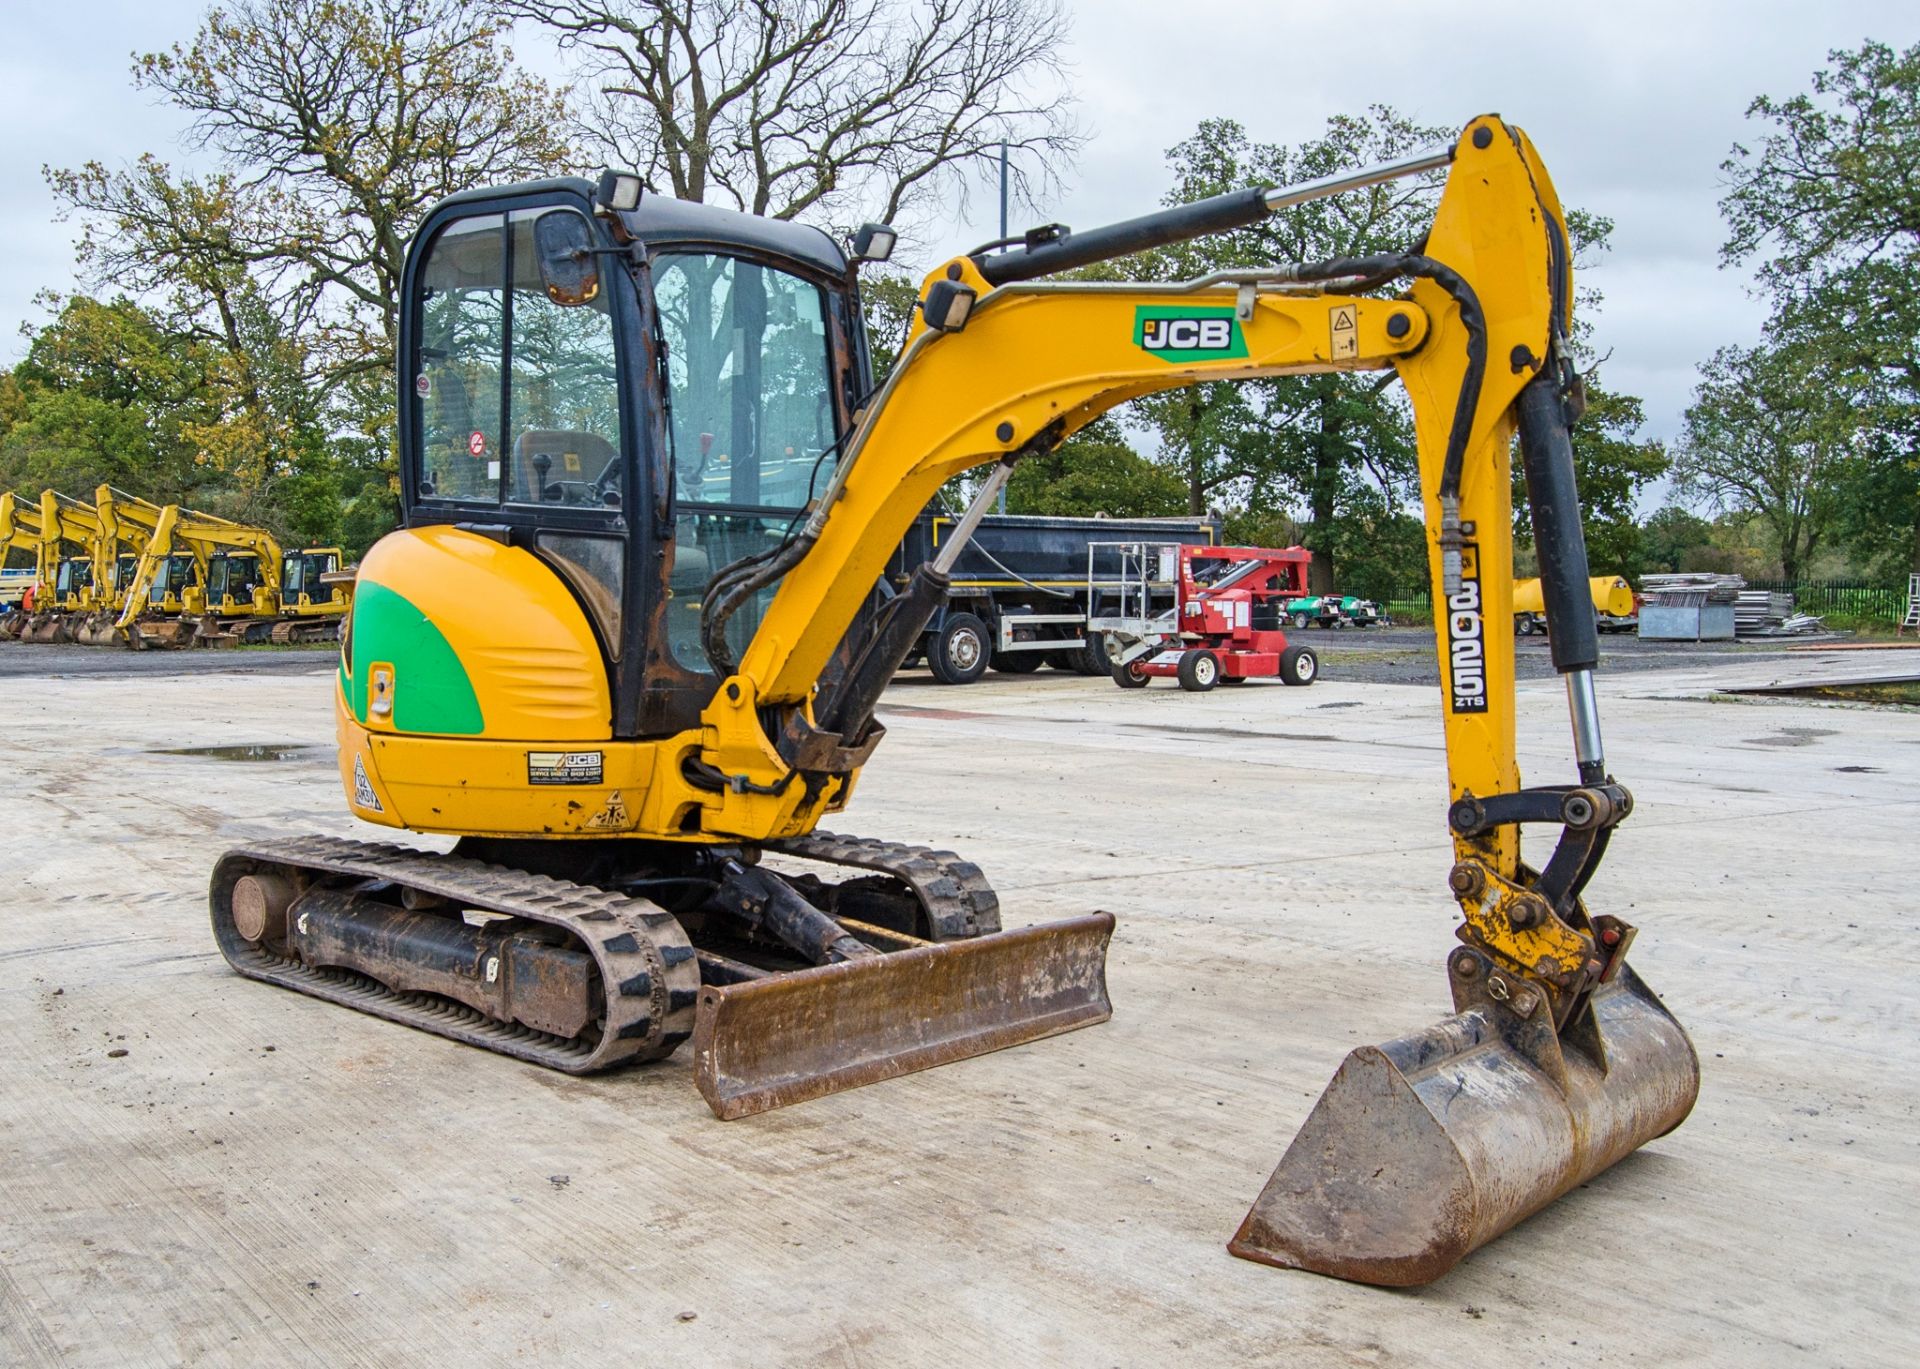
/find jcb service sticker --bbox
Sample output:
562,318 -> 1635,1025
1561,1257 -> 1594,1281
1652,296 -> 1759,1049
528,750 -> 605,785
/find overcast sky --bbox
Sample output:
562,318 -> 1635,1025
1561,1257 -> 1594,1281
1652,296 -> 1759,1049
3,0 -> 1914,465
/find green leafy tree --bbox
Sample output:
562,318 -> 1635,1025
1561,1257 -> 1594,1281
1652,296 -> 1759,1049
0,296 -> 222,503
50,0 -> 573,384
1120,109 -> 1450,590
1675,337 -> 1860,582
44,0 -> 574,556
859,272 -> 924,384
1003,417 -> 1185,517
1640,505 -> 1715,574
1719,39 -> 1920,571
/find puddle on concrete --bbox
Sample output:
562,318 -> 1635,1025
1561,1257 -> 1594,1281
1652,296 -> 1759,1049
1742,726 -> 1840,748
152,743 -> 331,763
1833,765 -> 1884,774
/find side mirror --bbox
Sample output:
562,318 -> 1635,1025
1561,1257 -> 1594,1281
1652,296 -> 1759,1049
533,211 -> 600,308
851,222 -> 897,263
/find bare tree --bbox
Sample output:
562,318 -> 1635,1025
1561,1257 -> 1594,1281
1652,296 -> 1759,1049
497,0 -> 1080,228
48,0 -> 574,384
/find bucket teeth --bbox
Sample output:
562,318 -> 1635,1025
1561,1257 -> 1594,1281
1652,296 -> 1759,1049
1230,964 -> 1699,1286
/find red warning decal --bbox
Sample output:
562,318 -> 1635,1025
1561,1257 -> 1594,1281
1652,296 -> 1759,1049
468,430 -> 486,457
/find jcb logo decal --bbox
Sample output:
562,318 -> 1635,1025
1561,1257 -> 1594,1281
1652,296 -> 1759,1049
1135,306 -> 1248,364
1143,317 -> 1231,350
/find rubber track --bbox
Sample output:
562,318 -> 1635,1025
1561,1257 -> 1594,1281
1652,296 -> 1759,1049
768,831 -> 1001,940
210,834 -> 701,1074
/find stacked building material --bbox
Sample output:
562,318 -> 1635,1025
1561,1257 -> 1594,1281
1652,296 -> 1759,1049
1735,590 -> 1794,635
1638,573 -> 1743,641
1641,572 -> 1745,604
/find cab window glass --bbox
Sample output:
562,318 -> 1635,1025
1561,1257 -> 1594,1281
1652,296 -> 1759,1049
415,215 -> 506,502
507,211 -> 623,508
653,253 -> 836,511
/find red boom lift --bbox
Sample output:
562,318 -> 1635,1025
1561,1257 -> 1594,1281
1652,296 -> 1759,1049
1096,543 -> 1319,691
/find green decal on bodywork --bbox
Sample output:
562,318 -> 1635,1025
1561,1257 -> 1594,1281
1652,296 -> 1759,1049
1134,305 -> 1248,364
343,580 -> 484,735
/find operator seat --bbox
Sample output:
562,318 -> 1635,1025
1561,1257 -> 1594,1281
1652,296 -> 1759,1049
511,430 -> 620,504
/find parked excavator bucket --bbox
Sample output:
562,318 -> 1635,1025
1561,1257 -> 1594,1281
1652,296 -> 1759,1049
1230,962 -> 1699,1286
23,613 -> 70,643
71,613 -> 120,646
694,912 -> 1115,1119
134,618 -> 196,650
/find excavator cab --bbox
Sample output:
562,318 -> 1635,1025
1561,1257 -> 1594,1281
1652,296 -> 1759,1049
206,552 -> 266,615
280,548 -> 348,616
150,554 -> 199,612
399,184 -> 877,740
53,556 -> 92,609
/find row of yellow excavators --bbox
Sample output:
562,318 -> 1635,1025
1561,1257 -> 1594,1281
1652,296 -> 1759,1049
0,485 -> 351,649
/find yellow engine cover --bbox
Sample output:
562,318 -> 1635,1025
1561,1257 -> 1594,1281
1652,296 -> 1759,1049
335,525 -> 846,842
337,526 -> 649,836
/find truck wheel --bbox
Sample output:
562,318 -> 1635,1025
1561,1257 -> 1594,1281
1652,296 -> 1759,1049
1176,649 -> 1220,692
1279,644 -> 1318,686
1292,611 -> 1312,630
992,650 -> 1044,673
929,612 -> 990,685
1111,658 -> 1150,689
1073,631 -> 1109,675
1515,614 -> 1536,636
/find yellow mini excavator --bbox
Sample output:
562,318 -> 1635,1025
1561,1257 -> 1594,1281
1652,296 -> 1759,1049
114,505 -> 351,648
0,493 -> 54,638
17,491 -> 111,642
210,115 -> 1698,1286
68,486 -> 173,645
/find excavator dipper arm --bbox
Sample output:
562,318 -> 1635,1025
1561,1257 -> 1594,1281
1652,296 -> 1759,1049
685,114 -> 1697,1285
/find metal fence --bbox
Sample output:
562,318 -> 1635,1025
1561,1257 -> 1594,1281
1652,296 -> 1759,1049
1746,580 -> 1908,624
1385,580 -> 1911,627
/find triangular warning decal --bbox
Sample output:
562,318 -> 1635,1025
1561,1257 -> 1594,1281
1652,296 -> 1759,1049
353,754 -> 384,813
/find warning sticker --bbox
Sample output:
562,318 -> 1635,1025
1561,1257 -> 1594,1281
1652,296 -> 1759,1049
468,430 -> 487,457
352,754 -> 384,812
1329,304 -> 1358,360
528,750 -> 605,786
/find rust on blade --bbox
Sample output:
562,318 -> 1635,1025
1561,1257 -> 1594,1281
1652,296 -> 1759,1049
694,913 -> 1115,1119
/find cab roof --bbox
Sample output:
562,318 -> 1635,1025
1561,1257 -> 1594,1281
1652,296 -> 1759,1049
428,176 -> 850,279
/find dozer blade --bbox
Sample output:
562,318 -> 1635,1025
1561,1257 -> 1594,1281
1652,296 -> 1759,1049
694,912 -> 1114,1120
1230,964 -> 1699,1286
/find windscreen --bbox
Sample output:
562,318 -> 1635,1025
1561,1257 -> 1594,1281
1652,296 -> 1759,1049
653,252 -> 839,671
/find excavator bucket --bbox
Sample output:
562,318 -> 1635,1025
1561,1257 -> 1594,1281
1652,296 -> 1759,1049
694,912 -> 1115,1119
1230,964 -> 1699,1286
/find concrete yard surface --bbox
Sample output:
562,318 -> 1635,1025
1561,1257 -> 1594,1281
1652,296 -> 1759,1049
2,647 -> 1916,1366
